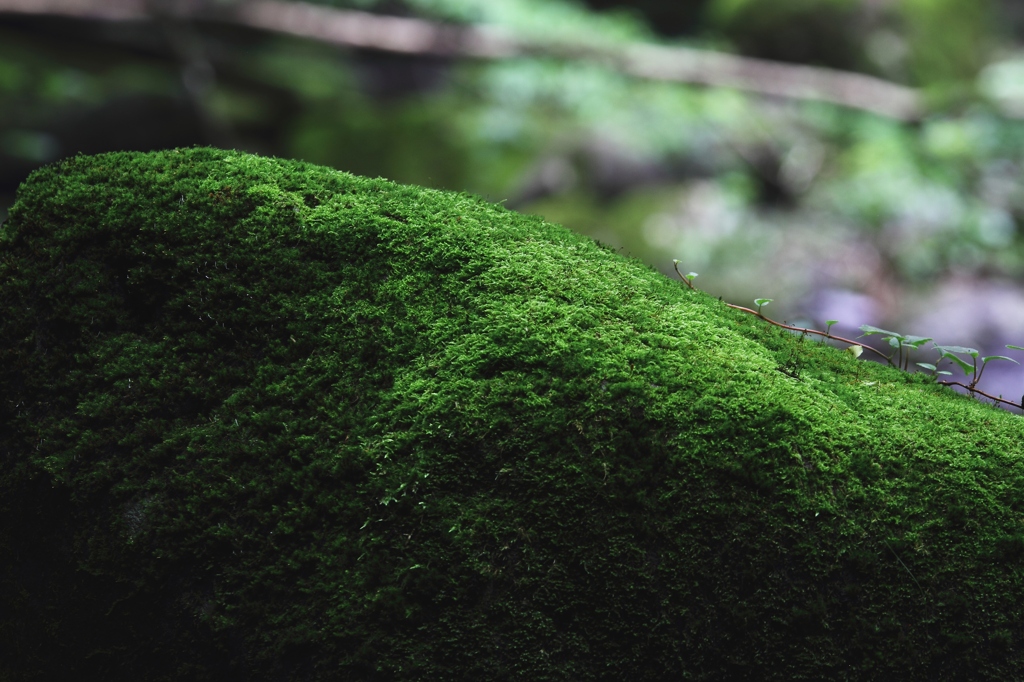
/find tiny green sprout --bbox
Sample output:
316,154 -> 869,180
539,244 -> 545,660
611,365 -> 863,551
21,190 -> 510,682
860,325 -> 933,371
978,355 -> 1019,385
672,261 -> 696,281
859,326 -> 905,364
673,261 -> 699,291
754,298 -> 772,314
933,344 -> 977,378
1008,345 -> 1024,352
930,344 -> 1017,389
900,334 -> 933,371
825,320 -> 838,337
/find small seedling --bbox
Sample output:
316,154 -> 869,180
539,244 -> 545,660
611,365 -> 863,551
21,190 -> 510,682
932,344 -> 1019,391
673,261 -> 698,286
754,298 -> 772,314
858,325 -> 932,372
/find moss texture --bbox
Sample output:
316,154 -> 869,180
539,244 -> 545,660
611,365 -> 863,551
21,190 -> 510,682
2,147 -> 1024,680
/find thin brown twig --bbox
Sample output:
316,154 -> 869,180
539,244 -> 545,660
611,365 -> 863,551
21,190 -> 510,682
671,261 -> 893,364
672,262 -> 1024,413
721,301 -> 893,364
936,381 -> 1023,411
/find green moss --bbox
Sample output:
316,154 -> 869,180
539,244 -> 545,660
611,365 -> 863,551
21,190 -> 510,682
2,147 -> 1024,680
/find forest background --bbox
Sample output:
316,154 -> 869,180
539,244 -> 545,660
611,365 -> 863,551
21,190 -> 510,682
4,0 -> 1024,408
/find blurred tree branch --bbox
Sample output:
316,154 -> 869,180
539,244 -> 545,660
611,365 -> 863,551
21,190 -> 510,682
1,0 -> 922,121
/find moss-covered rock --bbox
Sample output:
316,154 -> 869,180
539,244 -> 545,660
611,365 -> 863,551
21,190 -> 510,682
3,147 -> 1024,680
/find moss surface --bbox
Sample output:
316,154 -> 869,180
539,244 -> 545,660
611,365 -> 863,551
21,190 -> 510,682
2,148 -> 1024,680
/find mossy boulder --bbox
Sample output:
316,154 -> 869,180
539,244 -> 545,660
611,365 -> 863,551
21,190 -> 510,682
3,148 -> 1024,680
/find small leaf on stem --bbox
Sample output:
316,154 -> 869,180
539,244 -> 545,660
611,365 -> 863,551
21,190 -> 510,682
902,335 -> 933,348
859,324 -> 902,339
936,344 -> 979,358
982,355 -> 1019,366
936,349 -> 975,376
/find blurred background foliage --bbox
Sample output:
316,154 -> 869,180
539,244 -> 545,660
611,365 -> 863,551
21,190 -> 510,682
5,0 -> 1024,402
